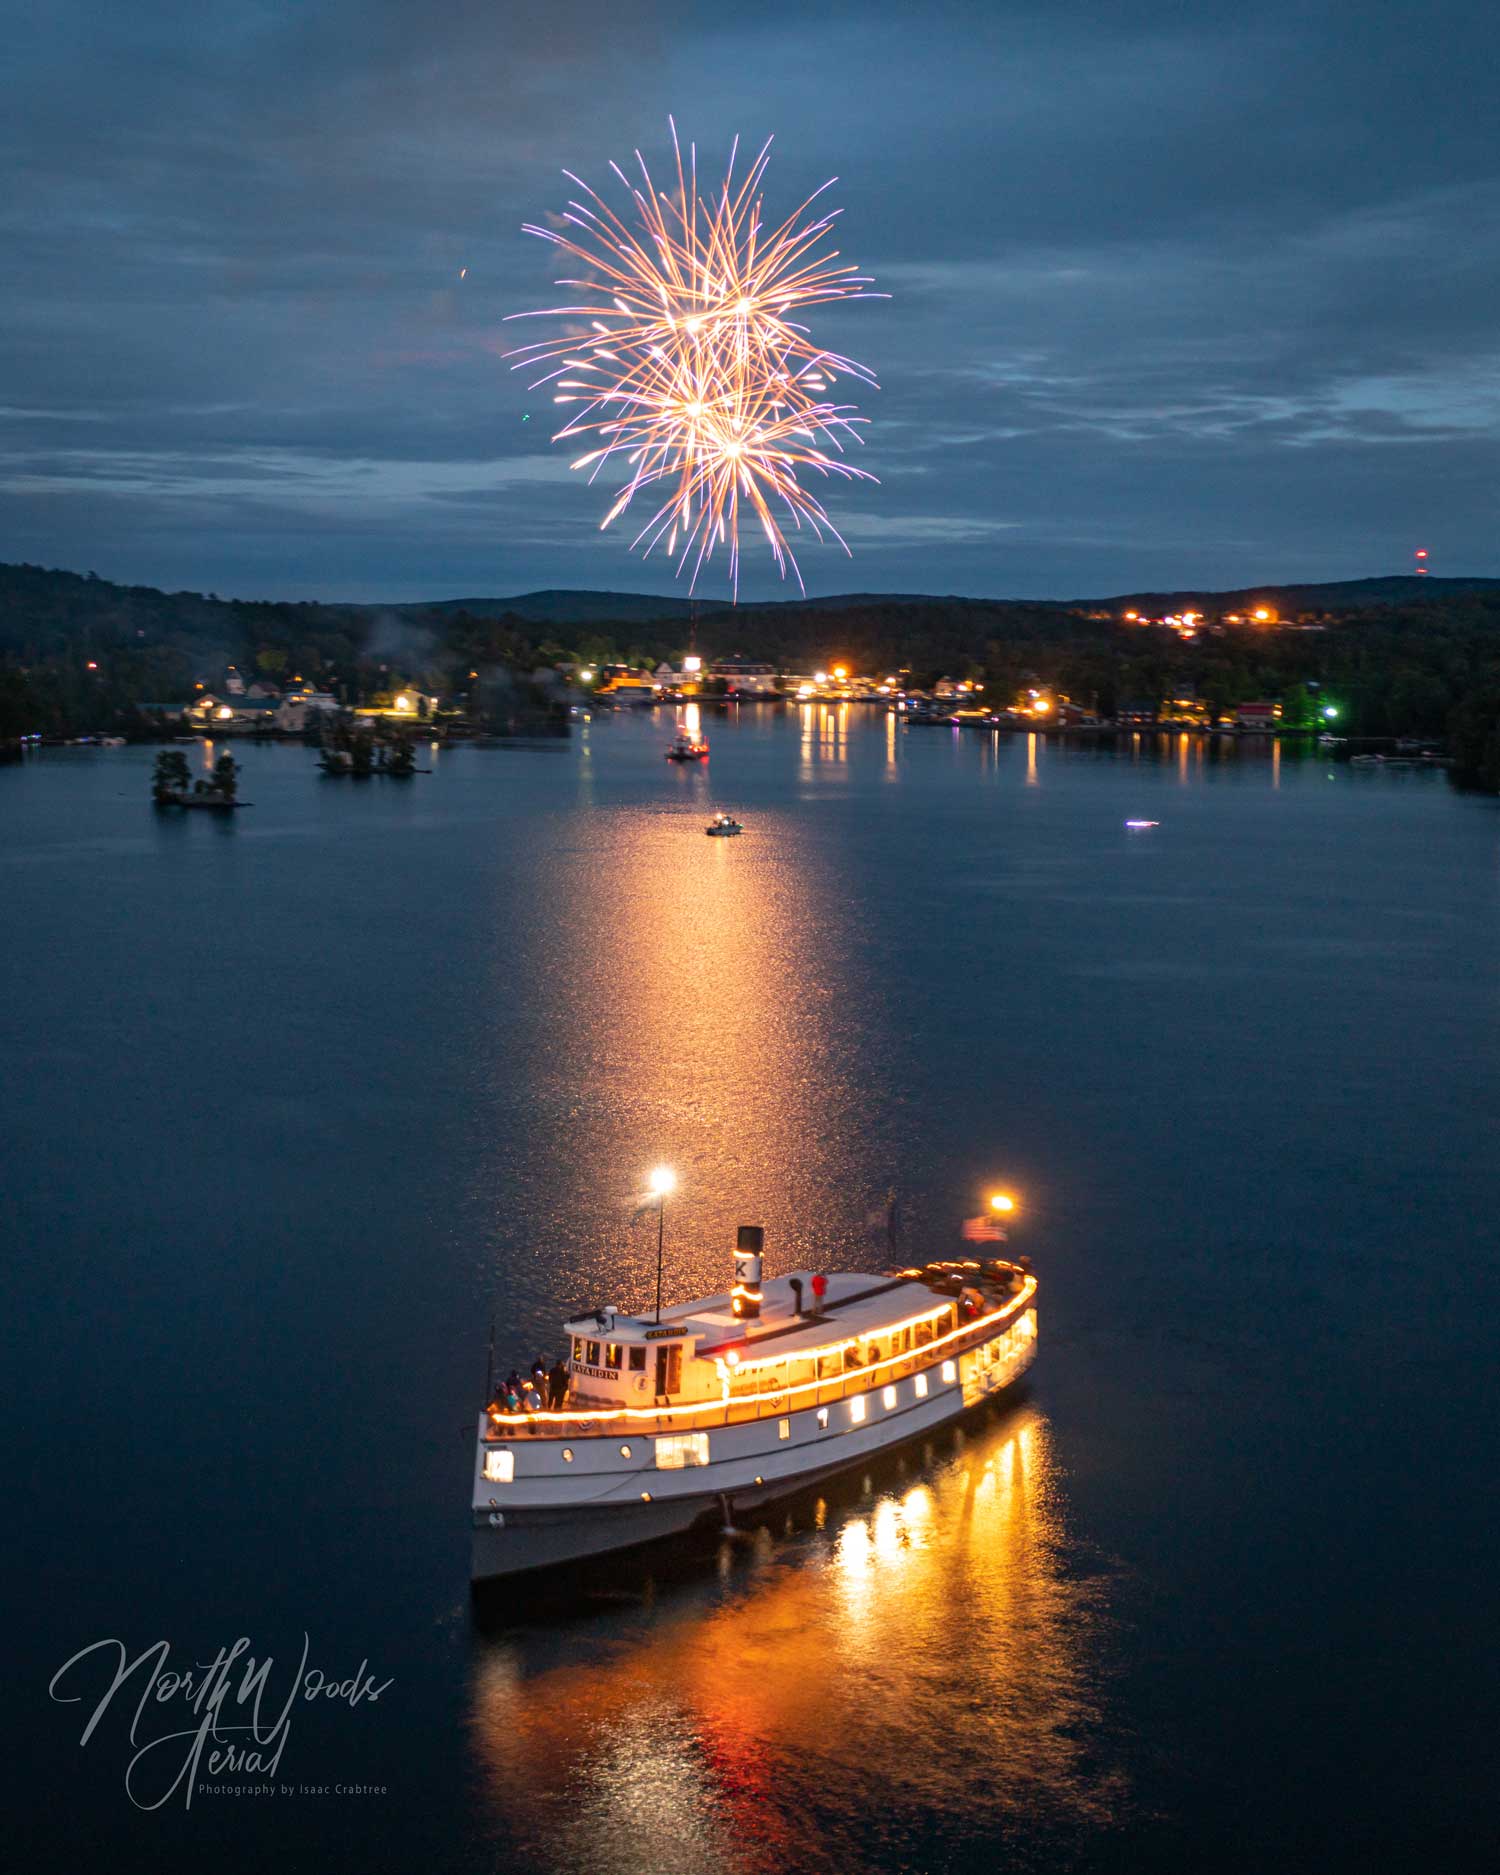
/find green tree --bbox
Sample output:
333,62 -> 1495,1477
1449,689 -> 1500,792
152,750 -> 190,801
211,752 -> 239,799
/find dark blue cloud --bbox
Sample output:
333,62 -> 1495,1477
3,0 -> 1498,599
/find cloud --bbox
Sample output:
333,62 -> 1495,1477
3,0 -> 1500,599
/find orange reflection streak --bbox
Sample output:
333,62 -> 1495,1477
482,792 -> 881,1311
471,1406 -> 1123,1870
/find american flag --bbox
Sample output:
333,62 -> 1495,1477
961,1215 -> 1007,1243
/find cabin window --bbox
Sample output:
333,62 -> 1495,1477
655,1432 -> 710,1469
849,1396 -> 866,1424
586,1341 -> 601,1366
942,1361 -> 957,1383
818,1352 -> 841,1379
778,1418 -> 790,1440
572,1336 -> 586,1360
882,1385 -> 897,1409
605,1343 -> 622,1370
816,1408 -> 829,1430
895,1327 -> 910,1353
915,1373 -> 928,1398
914,1320 -> 932,1348
482,1449 -> 514,1483
867,1342 -> 882,1366
628,1346 -> 647,1372
561,1447 -> 574,1461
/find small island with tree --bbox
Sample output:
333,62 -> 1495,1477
152,748 -> 246,809
318,721 -> 419,777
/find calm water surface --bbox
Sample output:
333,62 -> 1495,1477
4,712 -> 1497,1872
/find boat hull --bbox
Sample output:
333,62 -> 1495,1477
471,1340 -> 1032,1585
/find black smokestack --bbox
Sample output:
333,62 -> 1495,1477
733,1225 -> 764,1319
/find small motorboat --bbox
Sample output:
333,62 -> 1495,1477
666,734 -> 710,761
705,813 -> 743,837
1124,818 -> 1160,829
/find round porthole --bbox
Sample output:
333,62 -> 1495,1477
561,1448 -> 574,1462
620,1444 -> 632,1458
640,1491 -> 652,1503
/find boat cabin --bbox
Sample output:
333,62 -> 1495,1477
560,1229 -> 969,1418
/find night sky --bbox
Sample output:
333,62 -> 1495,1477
5,0 -> 1499,603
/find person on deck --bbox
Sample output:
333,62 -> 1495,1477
547,1360 -> 568,1410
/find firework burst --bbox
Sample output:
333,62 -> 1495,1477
506,120 -> 884,597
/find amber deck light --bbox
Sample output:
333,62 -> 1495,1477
990,1192 -> 1016,1216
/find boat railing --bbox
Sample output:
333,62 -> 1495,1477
482,1281 -> 1036,1444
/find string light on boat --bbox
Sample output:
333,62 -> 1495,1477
479,1282 -> 1037,1431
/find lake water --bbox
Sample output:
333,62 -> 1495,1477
4,712 -> 1497,1872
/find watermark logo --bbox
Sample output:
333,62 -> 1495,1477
49,1635 -> 392,1810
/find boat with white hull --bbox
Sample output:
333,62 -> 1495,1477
471,1227 -> 1038,1583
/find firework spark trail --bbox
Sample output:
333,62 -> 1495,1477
506,120 -> 884,597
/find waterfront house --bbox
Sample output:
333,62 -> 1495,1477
191,694 -> 278,730
709,658 -> 779,696
355,686 -> 439,722
275,691 -> 340,733
1157,694 -> 1212,727
1235,700 -> 1282,732
597,673 -> 657,705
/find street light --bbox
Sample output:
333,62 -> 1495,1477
1323,705 -> 1338,721
649,1166 -> 676,1322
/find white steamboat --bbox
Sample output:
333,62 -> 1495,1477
471,1226 -> 1038,1582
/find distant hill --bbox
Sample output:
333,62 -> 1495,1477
398,575 -> 1500,623
393,589 -> 729,625
1089,574 -> 1500,612
391,587 -> 990,623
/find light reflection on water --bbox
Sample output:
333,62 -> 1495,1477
470,1403 -> 1124,1874
472,774 -> 896,1331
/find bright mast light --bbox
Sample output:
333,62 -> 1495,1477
990,1191 -> 1016,1215
649,1165 -> 677,1197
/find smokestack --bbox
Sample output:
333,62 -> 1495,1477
732,1225 -> 764,1320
